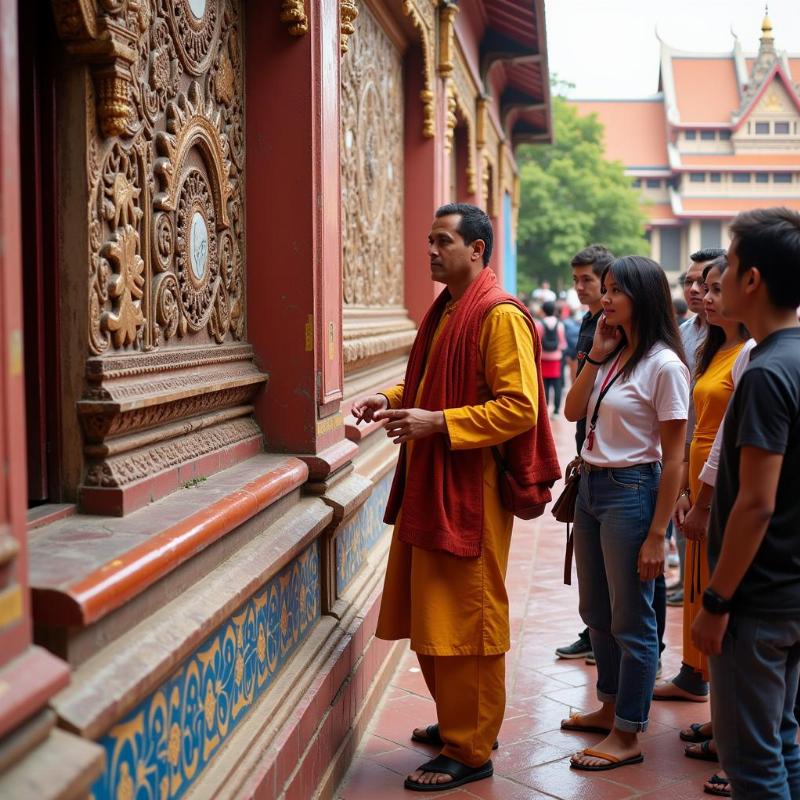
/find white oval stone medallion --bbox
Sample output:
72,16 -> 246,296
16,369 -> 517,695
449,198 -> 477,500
190,211 -> 209,281
188,0 -> 206,20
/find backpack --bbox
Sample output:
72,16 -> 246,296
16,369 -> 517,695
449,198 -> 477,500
541,319 -> 560,353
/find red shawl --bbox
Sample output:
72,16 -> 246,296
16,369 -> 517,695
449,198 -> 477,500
383,268 -> 561,557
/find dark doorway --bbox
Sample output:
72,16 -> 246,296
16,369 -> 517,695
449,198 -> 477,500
18,0 -> 62,506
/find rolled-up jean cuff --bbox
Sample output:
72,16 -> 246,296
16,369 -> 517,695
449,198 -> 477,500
597,689 -> 616,703
614,714 -> 648,733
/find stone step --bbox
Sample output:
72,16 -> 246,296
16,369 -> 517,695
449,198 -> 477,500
0,728 -> 103,800
52,495 -> 333,741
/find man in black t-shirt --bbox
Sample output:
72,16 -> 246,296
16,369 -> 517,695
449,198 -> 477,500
555,245 -> 611,662
692,207 -> 800,799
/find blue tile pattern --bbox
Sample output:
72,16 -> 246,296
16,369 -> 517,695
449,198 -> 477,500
90,540 -> 320,800
336,472 -> 392,595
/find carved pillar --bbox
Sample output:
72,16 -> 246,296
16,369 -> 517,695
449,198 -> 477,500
52,0 -> 267,515
437,1 -> 458,78
340,3 -> 416,384
340,0 -> 359,55
403,0 -> 436,139
247,0 -> 345,453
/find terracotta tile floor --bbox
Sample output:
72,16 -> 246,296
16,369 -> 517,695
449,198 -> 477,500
337,417 -> 716,799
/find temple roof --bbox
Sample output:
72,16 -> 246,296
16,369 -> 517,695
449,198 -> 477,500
571,99 -> 669,170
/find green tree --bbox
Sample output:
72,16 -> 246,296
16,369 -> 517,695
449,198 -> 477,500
516,95 -> 650,293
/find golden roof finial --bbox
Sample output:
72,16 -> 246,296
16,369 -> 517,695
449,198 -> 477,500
762,4 -> 774,39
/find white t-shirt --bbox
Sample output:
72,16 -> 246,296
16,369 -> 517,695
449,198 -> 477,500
581,345 -> 690,467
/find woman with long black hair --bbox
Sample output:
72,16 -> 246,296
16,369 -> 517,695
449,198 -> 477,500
560,256 -> 690,771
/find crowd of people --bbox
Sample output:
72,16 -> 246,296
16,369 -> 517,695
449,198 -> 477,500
352,202 -> 800,798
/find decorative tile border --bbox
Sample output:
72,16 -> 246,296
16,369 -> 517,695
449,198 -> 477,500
336,472 -> 392,595
90,541 -> 320,800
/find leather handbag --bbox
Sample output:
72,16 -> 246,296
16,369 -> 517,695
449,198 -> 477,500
551,460 -> 581,585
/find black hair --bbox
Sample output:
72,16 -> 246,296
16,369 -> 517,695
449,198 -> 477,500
730,207 -> 800,309
695,255 -> 750,379
571,244 -> 615,277
435,203 -> 494,266
601,255 -> 687,378
673,297 -> 688,315
690,248 -> 726,264
542,300 -> 556,316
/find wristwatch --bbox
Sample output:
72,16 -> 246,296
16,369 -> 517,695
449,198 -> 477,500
702,588 -> 732,615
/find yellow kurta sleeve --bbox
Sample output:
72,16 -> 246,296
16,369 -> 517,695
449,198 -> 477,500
444,304 -> 538,450
380,382 -> 405,409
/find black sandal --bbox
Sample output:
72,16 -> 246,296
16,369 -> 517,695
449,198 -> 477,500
685,739 -> 718,762
410,723 -> 498,750
404,754 -> 493,792
704,773 -> 731,797
680,722 -> 713,743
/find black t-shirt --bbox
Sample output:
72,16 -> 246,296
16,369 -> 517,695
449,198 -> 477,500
575,309 -> 602,452
708,328 -> 800,619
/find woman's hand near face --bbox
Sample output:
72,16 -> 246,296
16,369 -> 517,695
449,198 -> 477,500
588,314 -> 622,361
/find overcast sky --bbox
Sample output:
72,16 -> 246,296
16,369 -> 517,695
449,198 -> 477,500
545,0 -> 800,99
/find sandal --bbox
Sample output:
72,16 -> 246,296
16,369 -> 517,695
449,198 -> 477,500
403,754 -> 493,792
569,747 -> 644,771
704,773 -> 731,797
410,723 -> 498,750
680,722 -> 713,743
685,739 -> 718,762
560,712 -> 612,734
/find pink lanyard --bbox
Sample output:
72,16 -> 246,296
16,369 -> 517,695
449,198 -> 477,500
585,351 -> 624,452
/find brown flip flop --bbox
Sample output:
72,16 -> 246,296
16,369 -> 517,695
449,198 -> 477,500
570,747 -> 644,771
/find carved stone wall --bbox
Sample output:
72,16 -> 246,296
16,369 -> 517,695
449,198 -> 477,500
341,3 -> 415,374
52,0 -> 265,513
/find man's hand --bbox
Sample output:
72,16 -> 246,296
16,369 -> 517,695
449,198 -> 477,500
373,408 -> 446,444
352,394 -> 388,425
683,503 -> 710,542
673,493 -> 691,529
638,532 -> 665,581
692,608 -> 729,656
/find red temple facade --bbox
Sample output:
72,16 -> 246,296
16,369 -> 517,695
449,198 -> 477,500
0,1 -> 550,797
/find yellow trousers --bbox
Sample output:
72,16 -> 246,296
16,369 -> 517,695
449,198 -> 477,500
417,652 -> 505,767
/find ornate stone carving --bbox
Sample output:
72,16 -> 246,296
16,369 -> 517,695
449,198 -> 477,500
340,0 -> 359,55
402,0 -> 436,138
280,0 -> 308,36
84,417 -> 260,487
444,82 -> 457,154
154,81 -> 232,226
450,48 -> 479,195
162,0 -> 222,77
341,3 -> 404,307
62,0 -> 260,512
437,1 -> 458,77
102,225 -> 146,348
51,0 -> 145,137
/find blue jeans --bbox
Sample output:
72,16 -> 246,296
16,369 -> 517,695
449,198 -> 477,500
573,463 -> 661,732
710,615 -> 800,799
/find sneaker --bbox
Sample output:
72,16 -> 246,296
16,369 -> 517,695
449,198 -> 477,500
555,637 -> 593,660
585,652 -> 596,665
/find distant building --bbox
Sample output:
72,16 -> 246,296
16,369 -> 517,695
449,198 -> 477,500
571,13 -> 800,275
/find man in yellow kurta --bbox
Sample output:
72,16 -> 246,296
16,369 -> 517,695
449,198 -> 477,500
353,204 -> 545,792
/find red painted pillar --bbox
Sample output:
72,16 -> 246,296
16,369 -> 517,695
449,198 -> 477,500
245,0 -> 344,454
0,0 -> 69,739
403,47 -> 444,326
